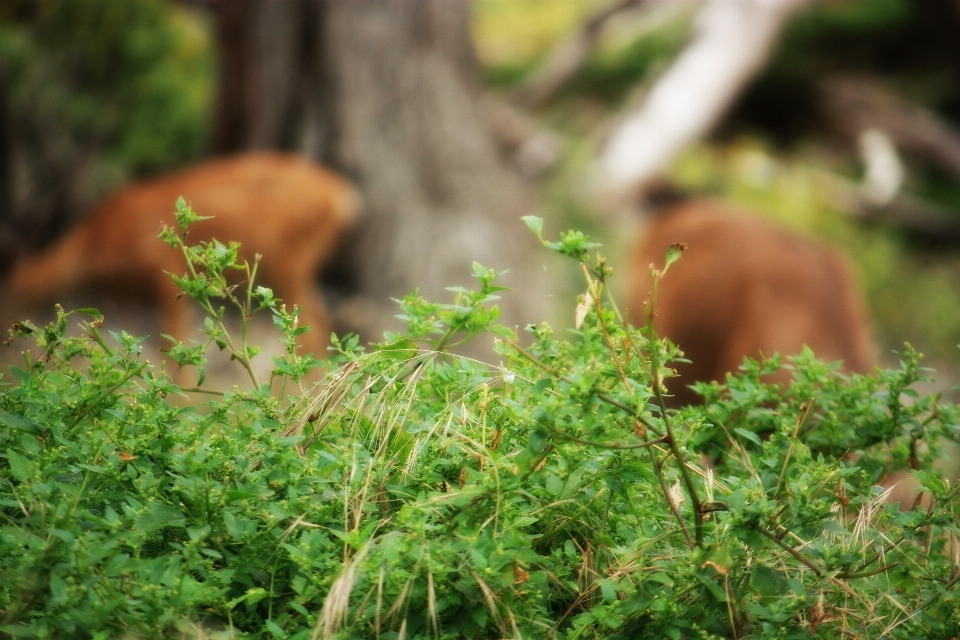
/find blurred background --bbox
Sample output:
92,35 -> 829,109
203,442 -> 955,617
3,0 -> 960,392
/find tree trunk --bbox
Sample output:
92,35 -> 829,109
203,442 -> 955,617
212,0 -> 552,344
0,65 -> 13,271
211,0 -> 325,154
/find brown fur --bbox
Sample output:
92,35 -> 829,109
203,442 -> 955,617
629,200 -> 875,406
7,152 -> 359,355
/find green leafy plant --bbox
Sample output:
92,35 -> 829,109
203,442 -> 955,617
1,210 -> 959,638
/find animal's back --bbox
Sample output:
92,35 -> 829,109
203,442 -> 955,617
8,152 -> 359,351
87,153 -> 356,276
142,153 -> 357,250
630,200 -> 874,405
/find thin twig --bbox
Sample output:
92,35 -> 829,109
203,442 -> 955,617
755,525 -> 824,579
542,425 -> 668,451
643,265 -> 704,546
507,340 -> 663,437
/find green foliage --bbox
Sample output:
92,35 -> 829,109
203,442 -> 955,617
0,0 -> 214,174
478,1 -> 690,105
3,212 -> 960,638
666,143 -> 960,374
734,0 -> 960,157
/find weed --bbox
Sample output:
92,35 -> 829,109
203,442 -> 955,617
1,210 -> 959,638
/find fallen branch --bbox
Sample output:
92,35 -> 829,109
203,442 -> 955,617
511,0 -> 654,109
483,94 -> 563,179
820,75 -> 960,183
602,0 -> 811,193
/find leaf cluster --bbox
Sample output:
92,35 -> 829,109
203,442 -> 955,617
2,214 -> 960,638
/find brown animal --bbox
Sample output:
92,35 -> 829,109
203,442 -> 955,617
629,199 -> 875,406
7,152 -> 359,356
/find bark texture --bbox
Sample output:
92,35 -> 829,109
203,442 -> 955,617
0,66 -> 13,270
212,0 -> 552,342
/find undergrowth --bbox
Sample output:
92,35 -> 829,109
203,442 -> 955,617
1,202 -> 960,638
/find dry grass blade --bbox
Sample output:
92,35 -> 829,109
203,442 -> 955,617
313,540 -> 372,640
376,562 -> 385,639
385,576 -> 415,627
374,359 -> 427,459
471,570 -> 504,630
427,566 -> 438,638
284,361 -> 361,440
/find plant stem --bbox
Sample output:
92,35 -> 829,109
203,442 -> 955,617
837,564 -> 896,579
647,445 -> 695,550
541,424 -> 668,450
582,264 -> 630,389
67,362 -> 148,435
775,399 -> 814,496
508,340 -> 663,438
916,572 -> 960,612
644,282 -> 704,546
754,525 -> 824,578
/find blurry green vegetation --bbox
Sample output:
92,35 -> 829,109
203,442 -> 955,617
669,144 -> 960,373
474,0 -> 960,378
0,0 -> 214,177
474,0 -> 690,106
730,0 -> 960,216
472,0 -> 600,72
2,0 -> 958,376
735,0 -> 960,140
562,19 -> 688,106
5,212 -> 960,638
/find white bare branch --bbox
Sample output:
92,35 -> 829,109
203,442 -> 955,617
602,0 -> 811,192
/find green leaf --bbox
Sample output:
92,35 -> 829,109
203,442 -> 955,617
72,308 -> 104,321
646,572 -> 673,587
49,574 -> 68,605
76,464 -> 106,474
529,429 -> 549,453
727,488 -> 747,512
6,449 -> 32,482
471,607 -> 489,628
136,502 -> 186,533
521,215 -> 544,238
599,579 -> 619,603
227,588 -> 268,610
103,554 -> 131,576
749,565 -> 788,598
734,428 -> 763,446
377,338 -> 419,360
545,473 -> 564,496
50,528 -> 75,543
696,569 -> 728,602
265,620 -> 284,637
511,516 -> 539,529
0,413 -> 43,435
914,470 -> 945,495
223,511 -> 246,539
821,520 -> 850,536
